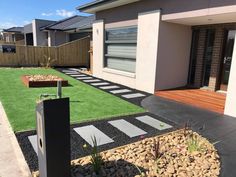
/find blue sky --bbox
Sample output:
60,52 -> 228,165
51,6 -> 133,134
0,0 -> 94,29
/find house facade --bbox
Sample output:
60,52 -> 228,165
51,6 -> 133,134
2,27 -> 24,43
78,0 -> 236,117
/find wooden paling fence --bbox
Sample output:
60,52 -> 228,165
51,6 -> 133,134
0,37 -> 90,67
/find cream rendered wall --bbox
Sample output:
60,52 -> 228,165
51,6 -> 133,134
224,32 -> 236,117
155,21 -> 192,90
136,10 -> 161,93
92,20 -> 104,77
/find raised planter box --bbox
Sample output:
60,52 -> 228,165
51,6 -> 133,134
21,75 -> 68,87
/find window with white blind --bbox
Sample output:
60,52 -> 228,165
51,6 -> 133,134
104,26 -> 137,73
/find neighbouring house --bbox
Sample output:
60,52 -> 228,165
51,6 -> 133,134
2,27 -> 24,43
24,15 -> 94,47
24,19 -> 56,46
63,15 -> 95,41
41,15 -> 93,46
78,0 -> 236,117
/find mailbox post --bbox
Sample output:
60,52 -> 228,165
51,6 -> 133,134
36,98 -> 71,177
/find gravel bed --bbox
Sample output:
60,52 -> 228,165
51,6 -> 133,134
69,129 -> 220,177
25,74 -> 64,81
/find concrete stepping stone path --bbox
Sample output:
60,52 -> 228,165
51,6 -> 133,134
122,93 -> 146,99
28,135 -> 38,155
110,89 -> 132,94
100,85 -> 120,90
74,125 -> 114,146
136,115 -> 173,130
70,74 -> 86,77
76,77 -> 93,80
68,68 -> 80,71
83,79 -> 101,83
91,82 -> 110,86
108,119 -> 147,138
62,70 -> 77,73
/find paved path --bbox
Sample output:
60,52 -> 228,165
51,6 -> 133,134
0,102 -> 31,177
59,68 -> 150,106
20,112 -> 176,171
142,95 -> 236,177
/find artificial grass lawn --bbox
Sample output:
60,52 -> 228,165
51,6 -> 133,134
0,68 -> 145,132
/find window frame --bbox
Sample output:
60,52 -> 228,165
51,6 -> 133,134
104,26 -> 138,73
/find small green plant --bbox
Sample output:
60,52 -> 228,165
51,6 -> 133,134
187,133 -> 202,153
82,137 -> 103,175
135,164 -> 146,177
153,138 -> 161,160
40,55 -> 57,68
159,123 -> 165,128
90,136 -> 103,175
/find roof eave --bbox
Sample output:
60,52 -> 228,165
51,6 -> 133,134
77,0 -> 140,13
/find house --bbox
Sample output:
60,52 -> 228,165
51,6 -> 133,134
78,0 -> 236,118
24,15 -> 94,47
41,15 -> 94,46
2,27 -> 24,43
63,15 -> 95,41
24,19 -> 56,46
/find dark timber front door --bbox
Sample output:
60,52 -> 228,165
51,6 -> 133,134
220,30 -> 236,91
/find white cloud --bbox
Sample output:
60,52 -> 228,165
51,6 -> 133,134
41,12 -> 54,17
0,22 -> 18,29
56,9 -> 75,18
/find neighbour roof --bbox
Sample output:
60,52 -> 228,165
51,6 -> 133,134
3,27 -> 24,33
41,15 -> 87,31
77,0 -> 140,13
64,15 -> 95,31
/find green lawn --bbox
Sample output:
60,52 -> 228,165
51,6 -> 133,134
0,68 -> 145,132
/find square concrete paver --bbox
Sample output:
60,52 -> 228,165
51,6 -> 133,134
70,74 -> 86,77
74,125 -> 114,146
122,93 -> 146,99
100,85 -> 120,90
110,89 -> 132,94
83,79 -> 101,83
91,82 -> 110,86
76,77 -> 93,80
62,70 -> 77,73
108,119 -> 147,138
68,68 -> 80,71
28,135 -> 38,155
136,115 -> 173,130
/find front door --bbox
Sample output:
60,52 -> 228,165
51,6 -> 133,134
220,30 -> 236,91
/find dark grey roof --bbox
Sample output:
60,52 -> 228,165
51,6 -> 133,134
77,0 -> 139,13
3,27 -> 24,33
77,0 -> 110,11
41,15 -> 87,31
64,15 -> 95,31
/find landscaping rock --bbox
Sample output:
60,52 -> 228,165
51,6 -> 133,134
34,130 -> 221,177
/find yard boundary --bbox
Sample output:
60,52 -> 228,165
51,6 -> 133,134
0,37 -> 90,67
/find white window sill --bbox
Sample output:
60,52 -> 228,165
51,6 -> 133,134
103,68 -> 136,78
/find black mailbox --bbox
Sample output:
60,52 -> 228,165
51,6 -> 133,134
0,45 -> 16,53
36,98 -> 71,177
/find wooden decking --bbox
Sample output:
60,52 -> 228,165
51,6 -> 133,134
155,89 -> 226,114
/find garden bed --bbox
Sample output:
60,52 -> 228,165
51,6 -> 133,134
21,74 -> 68,87
33,129 -> 220,177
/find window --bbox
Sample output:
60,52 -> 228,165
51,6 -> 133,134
188,29 -> 199,85
202,29 -> 215,87
104,26 -> 137,73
